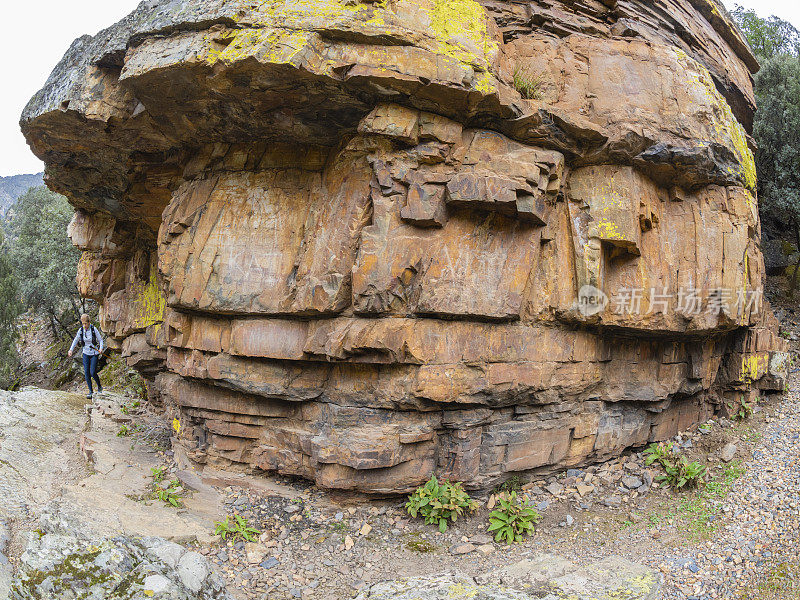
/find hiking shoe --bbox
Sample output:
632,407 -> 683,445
98,386 -> 104,393
86,394 -> 93,399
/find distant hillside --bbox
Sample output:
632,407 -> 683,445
0,173 -> 44,215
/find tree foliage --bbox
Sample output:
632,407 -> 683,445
0,229 -> 22,388
732,5 -> 800,60
733,8 -> 800,291
6,186 -> 85,337
753,56 -> 800,223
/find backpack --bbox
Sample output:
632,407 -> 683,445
78,325 -> 99,349
78,325 -> 109,371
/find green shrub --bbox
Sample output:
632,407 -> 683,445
644,442 -> 707,489
151,466 -> 166,483
661,456 -> 707,489
148,466 -> 182,507
487,491 -> 541,544
214,515 -> 260,542
120,400 -> 141,415
153,480 -> 183,508
643,441 -> 673,466
406,476 -> 478,533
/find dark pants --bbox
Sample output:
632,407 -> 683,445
82,353 -> 102,394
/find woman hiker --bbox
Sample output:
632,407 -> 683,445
68,314 -> 105,399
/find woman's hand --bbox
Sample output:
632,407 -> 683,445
68,350 -> 73,358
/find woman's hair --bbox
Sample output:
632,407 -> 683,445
81,313 -> 90,322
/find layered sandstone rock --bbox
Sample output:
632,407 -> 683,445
22,0 -> 788,493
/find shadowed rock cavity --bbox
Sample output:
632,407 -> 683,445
21,0 -> 788,494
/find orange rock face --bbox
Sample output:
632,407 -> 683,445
22,0 -> 787,493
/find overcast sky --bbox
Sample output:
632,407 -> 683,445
1,0 -> 799,177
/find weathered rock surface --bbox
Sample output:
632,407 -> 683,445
478,554 -> 661,599
9,533 -> 230,599
21,0 -> 788,493
355,554 -> 661,599
0,389 -> 88,522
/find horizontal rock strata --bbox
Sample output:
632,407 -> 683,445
22,0 -> 787,493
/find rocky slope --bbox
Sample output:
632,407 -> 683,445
20,0 -> 788,494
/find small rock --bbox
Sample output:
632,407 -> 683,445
143,574 -> 171,596
284,504 -> 301,514
720,443 -> 737,463
260,557 -> 279,570
621,476 -> 643,490
449,543 -> 475,555
545,482 -> 564,496
471,534 -> 493,545
177,552 -> 209,593
245,542 -> 266,564
628,512 -> 642,524
344,535 -> 354,550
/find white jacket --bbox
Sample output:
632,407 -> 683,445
69,325 -> 105,356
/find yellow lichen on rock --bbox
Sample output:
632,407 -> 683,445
426,0 -> 499,72
130,261 -> 166,332
675,49 -> 757,192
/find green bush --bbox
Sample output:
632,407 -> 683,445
214,515 -> 260,542
406,476 -> 478,533
487,491 -> 541,544
153,481 -> 182,508
644,442 -> 707,489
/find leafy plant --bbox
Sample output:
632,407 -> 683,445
645,442 -> 707,489
644,441 -> 673,466
120,401 -> 140,415
405,476 -> 478,533
487,491 -> 541,544
214,515 -> 260,542
148,466 -> 182,507
151,466 -> 166,483
661,456 -> 707,489
153,479 -> 183,508
117,423 -> 141,437
645,442 -> 706,489
736,398 -> 755,421
513,66 -> 544,100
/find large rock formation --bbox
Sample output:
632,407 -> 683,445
22,0 -> 788,494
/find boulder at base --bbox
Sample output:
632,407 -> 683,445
356,555 -> 661,600
9,534 -> 230,600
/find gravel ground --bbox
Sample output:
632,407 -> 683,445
174,379 -> 796,600
655,375 -> 800,600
